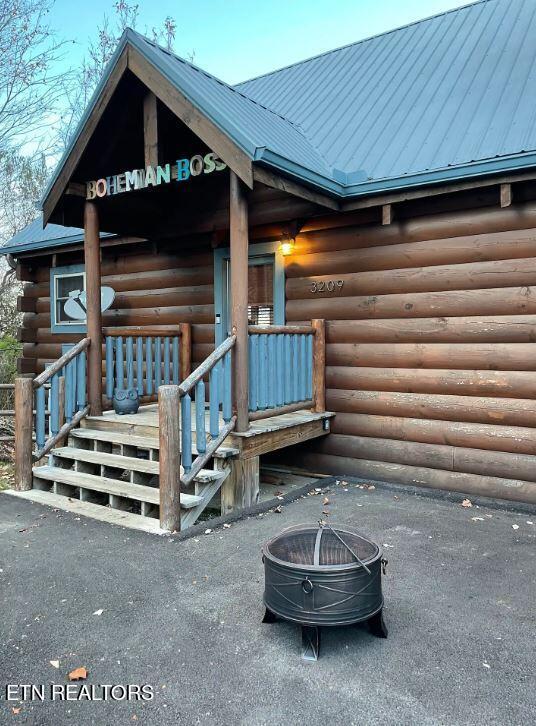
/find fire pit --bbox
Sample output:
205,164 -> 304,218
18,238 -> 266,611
262,523 -> 388,660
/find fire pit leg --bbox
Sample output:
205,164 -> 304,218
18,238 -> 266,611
301,625 -> 321,661
262,607 -> 278,624
367,609 -> 388,638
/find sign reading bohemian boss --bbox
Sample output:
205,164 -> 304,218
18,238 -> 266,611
86,152 -> 227,200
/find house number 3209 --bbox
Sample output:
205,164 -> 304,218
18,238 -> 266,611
310,280 -> 344,293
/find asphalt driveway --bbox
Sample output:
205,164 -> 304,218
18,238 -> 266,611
0,479 -> 535,726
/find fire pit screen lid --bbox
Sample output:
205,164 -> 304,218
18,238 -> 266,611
264,523 -> 379,569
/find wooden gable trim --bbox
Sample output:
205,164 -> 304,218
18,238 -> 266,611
43,47 -> 130,225
128,46 -> 253,189
253,167 -> 339,211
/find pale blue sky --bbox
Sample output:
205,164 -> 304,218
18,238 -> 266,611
50,0 -> 471,84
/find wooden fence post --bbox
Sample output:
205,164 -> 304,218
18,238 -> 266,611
312,319 -> 326,413
159,385 -> 181,531
179,323 -> 192,381
14,377 -> 34,491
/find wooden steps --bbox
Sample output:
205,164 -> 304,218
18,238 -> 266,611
25,415 -> 235,531
33,466 -> 203,508
4,489 -> 166,535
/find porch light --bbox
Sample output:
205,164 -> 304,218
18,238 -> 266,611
279,239 -> 295,256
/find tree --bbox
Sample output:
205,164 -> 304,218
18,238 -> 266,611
0,0 -> 68,154
0,149 -> 48,242
57,1 -> 177,151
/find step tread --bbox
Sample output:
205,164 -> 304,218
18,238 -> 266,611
52,446 -> 224,484
32,466 -> 203,508
53,446 -> 159,474
73,427 -> 239,458
3,489 -> 166,535
71,428 -> 160,449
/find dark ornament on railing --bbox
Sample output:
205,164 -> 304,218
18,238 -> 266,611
113,388 -> 140,415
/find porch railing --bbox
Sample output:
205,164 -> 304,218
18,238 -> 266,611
14,337 -> 91,489
103,324 -> 191,404
157,335 -> 237,532
247,319 -> 325,420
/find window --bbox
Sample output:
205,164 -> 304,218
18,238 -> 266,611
247,259 -> 274,326
214,242 -> 285,345
50,264 -> 86,334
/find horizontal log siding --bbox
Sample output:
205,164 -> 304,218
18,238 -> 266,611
19,241 -> 215,375
282,201 -> 536,503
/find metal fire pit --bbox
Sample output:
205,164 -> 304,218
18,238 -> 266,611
262,523 -> 388,660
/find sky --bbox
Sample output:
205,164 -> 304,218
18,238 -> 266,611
50,0 -> 472,85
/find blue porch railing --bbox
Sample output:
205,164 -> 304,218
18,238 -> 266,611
177,335 -> 236,485
248,325 -> 317,418
103,325 -> 191,403
33,337 -> 91,459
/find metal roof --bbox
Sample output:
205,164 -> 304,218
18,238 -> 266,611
1,215 -> 112,255
237,0 -> 536,194
6,0 -> 536,254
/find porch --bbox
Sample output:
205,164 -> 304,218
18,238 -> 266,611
13,318 -> 332,533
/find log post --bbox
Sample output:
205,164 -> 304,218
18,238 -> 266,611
159,385 -> 181,531
179,322 -> 192,381
312,319 -> 326,412
84,201 -> 103,416
14,377 -> 34,490
229,171 -> 249,432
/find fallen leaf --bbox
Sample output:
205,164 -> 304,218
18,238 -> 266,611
50,660 -> 60,669
68,667 -> 88,681
461,499 -> 472,508
11,707 -> 21,714
93,609 -> 103,616
512,524 -> 519,530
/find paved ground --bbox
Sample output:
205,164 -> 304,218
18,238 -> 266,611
0,480 -> 535,726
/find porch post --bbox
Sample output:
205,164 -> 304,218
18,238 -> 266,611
229,171 -> 249,432
84,201 -> 103,416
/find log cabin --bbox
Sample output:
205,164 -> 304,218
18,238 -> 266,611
4,0 -> 536,531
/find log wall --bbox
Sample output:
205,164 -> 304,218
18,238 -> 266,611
280,199 -> 536,504
17,193 -> 536,503
17,238 -> 216,374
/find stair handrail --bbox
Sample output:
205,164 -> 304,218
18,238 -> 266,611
178,334 -> 235,397
178,335 -> 237,487
14,337 -> 92,490
33,337 -> 90,388
157,335 -> 237,531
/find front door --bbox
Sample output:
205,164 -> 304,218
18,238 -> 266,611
214,242 -> 285,345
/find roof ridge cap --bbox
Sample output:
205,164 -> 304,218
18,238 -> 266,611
234,0 -> 492,87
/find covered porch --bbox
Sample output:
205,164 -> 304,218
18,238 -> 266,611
12,30 -> 336,531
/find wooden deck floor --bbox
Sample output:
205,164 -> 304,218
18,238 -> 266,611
85,404 -> 334,459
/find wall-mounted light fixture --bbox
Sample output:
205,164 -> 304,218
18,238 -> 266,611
279,239 -> 295,256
